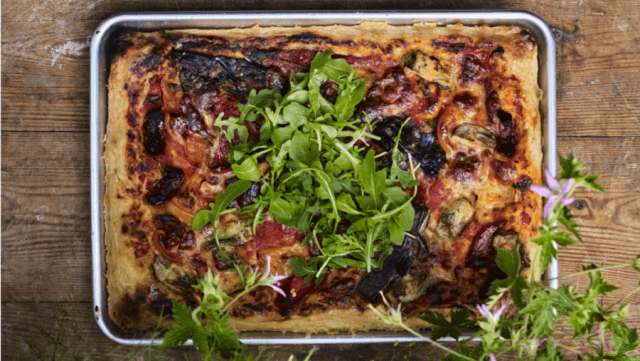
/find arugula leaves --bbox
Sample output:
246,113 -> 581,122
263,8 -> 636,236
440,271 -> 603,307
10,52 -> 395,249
194,52 -> 418,281
192,180 -> 252,232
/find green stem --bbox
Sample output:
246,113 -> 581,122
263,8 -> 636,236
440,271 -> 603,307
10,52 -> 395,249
606,284 -> 640,311
551,262 -> 634,281
221,283 -> 259,314
397,322 -> 476,361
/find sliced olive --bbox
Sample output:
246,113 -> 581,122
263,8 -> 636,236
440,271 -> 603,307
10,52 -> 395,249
152,255 -> 197,296
437,197 -> 475,238
453,123 -> 496,148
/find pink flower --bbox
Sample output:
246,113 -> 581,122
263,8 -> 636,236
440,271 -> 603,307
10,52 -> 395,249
489,353 -> 497,361
476,304 -> 506,323
530,170 -> 575,218
261,255 -> 288,297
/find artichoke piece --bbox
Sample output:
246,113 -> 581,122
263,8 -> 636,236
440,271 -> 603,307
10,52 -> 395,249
453,124 -> 496,149
392,272 -> 438,303
492,230 -> 531,269
492,230 -> 519,251
437,197 -> 475,238
402,52 -> 452,88
152,255 -> 197,296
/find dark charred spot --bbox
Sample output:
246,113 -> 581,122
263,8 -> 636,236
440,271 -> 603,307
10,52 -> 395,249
491,46 -> 505,56
154,214 -> 184,248
356,269 -> 390,303
243,303 -> 264,312
144,109 -> 165,155
495,115 -> 517,156
127,111 -> 138,127
451,43 -> 466,53
149,293 -> 174,316
147,167 -> 184,205
517,177 -> 533,192
320,79 -> 339,104
236,181 -> 262,209
171,50 -> 285,100
140,49 -> 163,70
497,110 -> 513,127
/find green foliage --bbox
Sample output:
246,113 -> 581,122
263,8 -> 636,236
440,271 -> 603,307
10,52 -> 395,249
196,52 -> 418,280
370,153 -> 640,361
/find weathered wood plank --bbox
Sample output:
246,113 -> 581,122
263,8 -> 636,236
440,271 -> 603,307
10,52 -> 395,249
3,0 -> 640,135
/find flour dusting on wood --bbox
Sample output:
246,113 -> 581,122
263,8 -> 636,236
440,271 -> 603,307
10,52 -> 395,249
47,38 -> 91,68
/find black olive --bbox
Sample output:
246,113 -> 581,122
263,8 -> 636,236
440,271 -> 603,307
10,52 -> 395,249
147,168 -> 184,205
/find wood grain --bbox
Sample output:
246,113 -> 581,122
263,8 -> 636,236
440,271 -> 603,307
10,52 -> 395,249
3,0 -> 640,359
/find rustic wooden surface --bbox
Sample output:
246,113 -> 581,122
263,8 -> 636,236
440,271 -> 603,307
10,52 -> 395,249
2,0 -> 640,359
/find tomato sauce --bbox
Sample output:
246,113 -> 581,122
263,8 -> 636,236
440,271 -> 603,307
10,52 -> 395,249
250,221 -> 304,250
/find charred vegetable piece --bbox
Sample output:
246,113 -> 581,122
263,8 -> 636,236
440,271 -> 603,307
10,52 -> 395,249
495,110 -> 517,156
357,269 -> 392,303
467,224 -> 503,268
492,230 -> 530,269
357,207 -> 429,303
152,255 -> 198,296
171,50 -> 285,100
453,123 -> 496,148
373,117 -> 446,178
402,52 -> 452,88
207,241 -> 240,270
437,197 -> 475,238
147,167 -> 184,205
236,181 -> 262,208
391,271 -> 438,303
411,204 -> 431,238
145,109 -> 165,155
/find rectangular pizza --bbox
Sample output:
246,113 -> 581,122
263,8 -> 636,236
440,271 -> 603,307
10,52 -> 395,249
104,22 -> 543,333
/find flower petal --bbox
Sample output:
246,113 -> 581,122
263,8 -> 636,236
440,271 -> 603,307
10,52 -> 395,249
268,284 -> 287,297
489,353 -> 497,361
560,197 -> 575,206
545,169 -> 559,190
493,304 -> 506,321
530,185 -> 552,197
543,199 -> 555,218
561,178 -> 574,195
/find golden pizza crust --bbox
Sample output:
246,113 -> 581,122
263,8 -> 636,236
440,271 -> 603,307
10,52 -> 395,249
105,22 -> 542,333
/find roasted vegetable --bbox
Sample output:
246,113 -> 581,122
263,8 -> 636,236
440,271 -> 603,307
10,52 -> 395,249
373,117 -> 446,178
453,123 -> 496,148
152,255 -> 197,296
172,50 -> 286,99
437,197 -> 475,238
147,167 -> 184,205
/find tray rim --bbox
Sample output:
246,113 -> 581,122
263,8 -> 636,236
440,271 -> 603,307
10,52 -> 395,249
90,10 -> 557,346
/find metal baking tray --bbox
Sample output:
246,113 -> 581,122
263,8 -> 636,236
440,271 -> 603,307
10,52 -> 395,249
90,11 -> 557,346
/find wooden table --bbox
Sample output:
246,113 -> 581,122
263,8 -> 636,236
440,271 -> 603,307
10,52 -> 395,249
2,0 -> 639,359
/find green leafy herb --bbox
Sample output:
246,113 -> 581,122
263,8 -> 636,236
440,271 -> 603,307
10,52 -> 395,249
420,309 -> 476,341
197,52 -> 418,281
